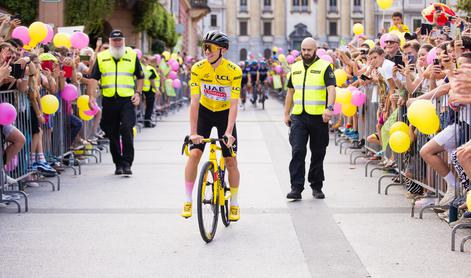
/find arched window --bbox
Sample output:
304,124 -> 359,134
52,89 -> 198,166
240,48 -> 248,61
264,48 -> 272,59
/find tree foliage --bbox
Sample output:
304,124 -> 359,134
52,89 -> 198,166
457,0 -> 471,15
1,0 -> 38,24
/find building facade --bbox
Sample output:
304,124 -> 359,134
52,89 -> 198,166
226,0 -> 287,62
200,0 -> 227,45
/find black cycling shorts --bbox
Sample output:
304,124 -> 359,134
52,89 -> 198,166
190,105 -> 237,157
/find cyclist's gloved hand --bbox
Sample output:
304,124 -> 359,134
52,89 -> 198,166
223,133 -> 235,148
189,134 -> 204,145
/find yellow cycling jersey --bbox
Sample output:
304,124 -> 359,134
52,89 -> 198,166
190,58 -> 242,112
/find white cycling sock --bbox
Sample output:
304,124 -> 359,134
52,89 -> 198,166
444,172 -> 457,189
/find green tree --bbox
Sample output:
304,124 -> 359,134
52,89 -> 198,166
1,0 -> 37,24
457,0 -> 471,15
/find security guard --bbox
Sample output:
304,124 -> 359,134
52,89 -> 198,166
284,37 -> 336,200
141,55 -> 160,128
87,30 -> 144,175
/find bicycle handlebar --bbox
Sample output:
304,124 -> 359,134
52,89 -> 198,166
181,135 -> 235,157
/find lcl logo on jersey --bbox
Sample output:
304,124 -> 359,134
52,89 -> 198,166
216,75 -> 229,81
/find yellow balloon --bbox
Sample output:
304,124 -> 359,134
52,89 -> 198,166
53,33 -> 71,48
77,95 -> 90,111
364,39 -> 375,49
389,121 -> 409,136
376,0 -> 393,10
278,54 -> 286,62
341,102 -> 357,117
353,23 -> 364,35
417,114 -> 440,135
389,131 -> 411,153
467,191 -> 471,215
40,95 -> 59,115
272,47 -> 278,53
28,21 -> 48,43
407,99 -> 436,128
177,57 -> 183,65
334,69 -> 348,86
79,109 -> 94,121
171,53 -> 178,60
162,51 -> 170,61
336,88 -> 352,104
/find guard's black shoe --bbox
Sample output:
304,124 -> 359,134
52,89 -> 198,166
312,189 -> 325,199
144,123 -> 156,128
123,166 -> 133,175
115,166 -> 124,175
286,190 -> 302,200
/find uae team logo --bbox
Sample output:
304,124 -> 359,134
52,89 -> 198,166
201,84 -> 231,101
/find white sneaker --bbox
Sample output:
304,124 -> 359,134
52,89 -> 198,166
415,197 -> 437,208
438,187 -> 456,206
26,182 -> 40,188
0,202 -> 6,208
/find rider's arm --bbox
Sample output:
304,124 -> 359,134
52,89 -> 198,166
225,70 -> 242,135
189,66 -> 201,135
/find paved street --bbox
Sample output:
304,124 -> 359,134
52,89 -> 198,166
1,98 -> 471,278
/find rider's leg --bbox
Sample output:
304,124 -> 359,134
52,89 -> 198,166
184,149 -> 203,202
225,156 -> 240,205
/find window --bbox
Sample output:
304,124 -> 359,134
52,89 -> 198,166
353,0 -> 361,12
240,48 -> 248,61
353,0 -> 361,6
210,15 -> 217,27
240,0 -> 248,12
239,21 -> 248,36
263,21 -> 272,36
413,19 -> 422,32
264,0 -> 271,6
292,0 -> 308,13
328,0 -> 337,12
328,21 -> 338,36
292,0 -> 299,5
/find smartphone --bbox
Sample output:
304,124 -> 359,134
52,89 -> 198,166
11,63 -> 25,79
394,54 -> 405,67
420,23 -> 433,35
408,55 -> 416,64
41,60 -> 54,72
63,65 -> 73,78
360,49 -> 368,55
10,14 -> 22,21
79,55 -> 90,61
360,74 -> 371,81
433,58 -> 440,65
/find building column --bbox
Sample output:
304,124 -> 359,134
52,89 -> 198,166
365,0 -> 375,38
316,0 -> 327,42
340,0 -> 351,41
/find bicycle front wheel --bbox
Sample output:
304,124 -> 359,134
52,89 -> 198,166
197,161 -> 219,243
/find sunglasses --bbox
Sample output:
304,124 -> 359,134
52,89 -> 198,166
202,43 -> 220,53
385,41 -> 399,44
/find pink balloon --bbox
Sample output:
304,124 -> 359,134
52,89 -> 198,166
173,79 -> 182,89
12,26 -> 30,45
286,55 -> 295,64
380,34 -> 388,48
43,25 -> 54,44
168,71 -> 177,80
0,103 -> 17,125
426,48 -> 437,66
291,50 -> 300,57
320,54 -> 333,64
167,58 -> 176,65
84,105 -> 100,116
61,84 -> 78,102
278,48 -> 283,53
4,154 -> 18,172
316,49 -> 327,57
171,62 -> 179,71
134,49 -> 142,60
351,91 -> 366,106
333,103 -> 342,115
275,66 -> 283,74
185,56 -> 193,63
155,54 -> 162,65
70,32 -> 89,49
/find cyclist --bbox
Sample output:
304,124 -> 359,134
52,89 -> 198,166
248,61 -> 259,105
181,30 -> 242,221
239,61 -> 248,110
257,60 -> 269,103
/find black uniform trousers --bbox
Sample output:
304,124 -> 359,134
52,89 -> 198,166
289,113 -> 329,192
143,90 -> 155,122
100,96 -> 136,167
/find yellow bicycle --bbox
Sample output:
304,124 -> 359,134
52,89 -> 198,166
181,135 -> 235,243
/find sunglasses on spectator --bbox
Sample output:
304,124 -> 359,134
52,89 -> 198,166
385,41 -> 399,44
202,43 -> 220,53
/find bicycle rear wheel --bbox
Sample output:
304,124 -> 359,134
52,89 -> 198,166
220,179 -> 231,227
197,161 -> 219,243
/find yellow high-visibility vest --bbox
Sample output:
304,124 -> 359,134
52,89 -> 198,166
97,47 -> 137,97
290,59 -> 330,115
143,65 -> 159,92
